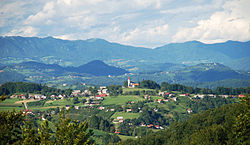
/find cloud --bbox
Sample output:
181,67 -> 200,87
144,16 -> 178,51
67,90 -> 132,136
0,0 -> 249,47
121,22 -> 169,47
173,0 -> 250,43
6,26 -> 38,36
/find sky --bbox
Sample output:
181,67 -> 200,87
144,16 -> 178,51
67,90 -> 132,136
0,0 -> 250,48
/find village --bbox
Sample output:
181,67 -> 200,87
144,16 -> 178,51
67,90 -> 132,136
6,77 -> 246,134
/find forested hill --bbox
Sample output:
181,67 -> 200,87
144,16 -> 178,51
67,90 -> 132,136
1,36 -> 250,70
122,96 -> 249,145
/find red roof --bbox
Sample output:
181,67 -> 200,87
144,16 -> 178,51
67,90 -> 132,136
238,94 -> 246,98
96,94 -> 107,97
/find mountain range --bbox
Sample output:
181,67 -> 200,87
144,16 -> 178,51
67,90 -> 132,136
0,36 -> 250,71
8,60 -> 128,76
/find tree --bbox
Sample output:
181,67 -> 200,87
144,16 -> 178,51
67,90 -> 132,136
88,86 -> 98,95
107,85 -> 123,96
124,80 -> 128,88
73,97 -> 80,104
0,109 -> 94,144
233,95 -> 250,145
140,80 -> 160,89
55,109 -> 94,144
0,94 -> 7,102
0,110 -> 25,144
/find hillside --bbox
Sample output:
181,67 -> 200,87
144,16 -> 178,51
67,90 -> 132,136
176,63 -> 247,82
1,36 -> 249,71
2,60 -> 128,77
70,60 -> 129,76
122,98 -> 249,145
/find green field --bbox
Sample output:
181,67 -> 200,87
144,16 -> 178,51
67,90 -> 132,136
102,95 -> 144,105
123,88 -> 155,93
111,112 -> 140,120
118,135 -> 136,141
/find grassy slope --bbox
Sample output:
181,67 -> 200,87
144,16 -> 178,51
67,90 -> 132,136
102,95 -> 144,105
111,112 -> 140,120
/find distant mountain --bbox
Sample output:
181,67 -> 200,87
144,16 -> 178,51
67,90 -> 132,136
0,36 -> 249,71
16,61 -> 65,71
5,60 -> 128,77
69,60 -> 128,76
177,63 -> 247,82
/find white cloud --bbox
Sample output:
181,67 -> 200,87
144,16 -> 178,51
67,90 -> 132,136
0,0 -> 249,47
121,22 -> 169,47
6,26 -> 38,37
173,0 -> 250,43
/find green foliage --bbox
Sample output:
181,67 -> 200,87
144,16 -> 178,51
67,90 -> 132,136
55,109 -> 94,145
233,95 -> 250,145
0,82 -> 65,96
0,110 -> 25,144
161,81 -> 250,95
139,80 -> 160,89
107,85 -> 123,96
0,94 -> 7,102
122,99 -> 249,145
0,109 -> 94,145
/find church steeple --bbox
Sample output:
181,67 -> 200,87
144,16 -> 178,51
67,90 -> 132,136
128,77 -> 131,87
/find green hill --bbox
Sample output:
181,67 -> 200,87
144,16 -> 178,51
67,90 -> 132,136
122,97 -> 249,145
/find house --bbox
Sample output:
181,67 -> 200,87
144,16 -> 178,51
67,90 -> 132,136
238,94 -> 246,98
144,94 -> 150,100
101,89 -> 109,94
115,131 -> 120,134
65,105 -> 70,110
75,106 -> 79,110
220,95 -> 229,98
96,94 -> 107,97
154,125 -> 160,129
163,99 -> 169,102
110,108 -> 115,111
172,97 -> 177,101
140,123 -> 146,127
41,95 -> 47,99
147,124 -> 154,128
193,94 -> 205,99
159,92 -> 164,96
207,94 -> 216,98
119,120 -> 124,123
157,99 -> 162,103
180,93 -> 190,97
98,106 -> 105,110
117,116 -> 123,120
187,108 -> 192,114
23,109 -> 34,115
126,109 -> 132,112
19,94 -> 26,99
72,90 -> 81,96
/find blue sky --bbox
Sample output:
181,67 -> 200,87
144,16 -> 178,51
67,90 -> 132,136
0,0 -> 249,47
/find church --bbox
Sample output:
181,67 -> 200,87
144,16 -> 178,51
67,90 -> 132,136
127,77 -> 139,88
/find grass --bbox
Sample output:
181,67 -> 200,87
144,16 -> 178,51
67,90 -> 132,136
111,112 -> 140,120
123,88 -> 155,93
102,95 -> 144,105
0,98 -> 21,104
118,135 -> 136,141
44,98 -> 74,106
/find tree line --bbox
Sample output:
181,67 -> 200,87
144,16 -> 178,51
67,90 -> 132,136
125,80 -> 250,95
0,82 -> 72,97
